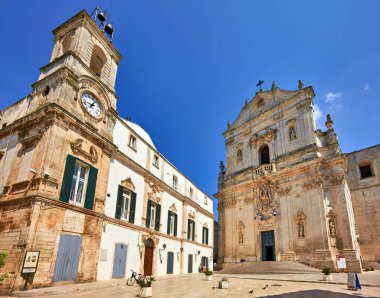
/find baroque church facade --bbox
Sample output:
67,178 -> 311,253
215,81 -> 379,272
0,10 -> 213,291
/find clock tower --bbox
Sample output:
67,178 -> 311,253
0,10 -> 123,290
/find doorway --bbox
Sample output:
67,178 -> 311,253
188,254 -> 193,273
53,234 -> 82,282
261,230 -> 275,261
143,239 -> 154,276
112,243 -> 127,278
166,251 -> 174,274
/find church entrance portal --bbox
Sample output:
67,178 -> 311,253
261,230 -> 275,261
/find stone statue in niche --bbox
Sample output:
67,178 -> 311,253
219,161 -> 226,175
298,223 -> 305,238
239,231 -> 244,244
329,219 -> 337,237
237,149 -> 243,162
289,126 -> 297,140
298,80 -> 304,90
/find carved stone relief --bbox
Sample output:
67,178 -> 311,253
295,210 -> 306,238
302,177 -> 323,190
70,138 -> 98,163
249,128 -> 277,148
147,182 -> 161,203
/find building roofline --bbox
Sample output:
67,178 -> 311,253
346,144 -> 380,155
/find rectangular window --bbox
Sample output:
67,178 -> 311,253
128,134 -> 137,150
187,219 -> 195,241
189,187 -> 194,200
153,154 -> 160,168
202,227 -> 209,245
173,175 -> 178,190
360,164 -> 373,179
121,189 -> 131,221
115,185 -> 136,223
69,161 -> 89,207
60,155 -> 98,210
150,203 -> 156,229
204,196 -> 208,205
169,213 -> 175,235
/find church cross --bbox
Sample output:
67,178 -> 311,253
256,80 -> 264,91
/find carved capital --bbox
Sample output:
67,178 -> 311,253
277,187 -> 291,197
302,177 -> 323,190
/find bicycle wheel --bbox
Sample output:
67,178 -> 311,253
126,277 -> 135,286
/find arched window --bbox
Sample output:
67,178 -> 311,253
90,45 -> 107,77
259,145 -> 270,165
358,161 -> 373,179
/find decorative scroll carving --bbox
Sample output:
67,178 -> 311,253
19,132 -> 43,147
302,177 -> 323,190
224,199 -> 237,209
70,138 -> 98,163
188,210 -> 196,220
330,171 -> 345,185
277,187 -> 291,197
121,177 -> 135,191
225,137 -> 234,145
296,98 -> 313,111
249,128 -> 277,148
295,210 -> 306,238
147,182 -> 161,203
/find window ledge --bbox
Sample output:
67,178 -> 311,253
128,144 -> 137,152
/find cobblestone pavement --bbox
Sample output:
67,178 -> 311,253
11,273 -> 380,298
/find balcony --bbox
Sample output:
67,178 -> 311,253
253,163 -> 275,178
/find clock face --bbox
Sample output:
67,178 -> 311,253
81,93 -> 101,117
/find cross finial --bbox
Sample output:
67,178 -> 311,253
256,80 -> 264,92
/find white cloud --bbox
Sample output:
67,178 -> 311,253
325,92 -> 343,103
313,104 -> 323,128
364,83 -> 371,93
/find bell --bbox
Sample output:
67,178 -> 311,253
97,12 -> 106,23
104,23 -> 113,36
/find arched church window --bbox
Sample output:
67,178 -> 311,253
90,45 -> 107,77
237,149 -> 243,162
259,145 -> 270,165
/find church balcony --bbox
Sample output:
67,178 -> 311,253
253,163 -> 276,178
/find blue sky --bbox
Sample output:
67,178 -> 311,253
0,1 -> 379,219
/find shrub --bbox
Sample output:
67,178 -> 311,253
204,268 -> 213,276
137,276 -> 155,288
322,267 -> 331,275
0,251 -> 8,285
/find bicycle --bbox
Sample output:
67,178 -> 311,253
126,270 -> 146,286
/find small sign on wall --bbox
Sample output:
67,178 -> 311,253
22,251 -> 40,274
336,255 -> 346,270
63,210 -> 85,233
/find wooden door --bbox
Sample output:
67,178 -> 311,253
112,243 -> 127,278
144,247 -> 154,276
261,230 -> 276,261
53,234 -> 82,282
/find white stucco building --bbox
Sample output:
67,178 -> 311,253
97,118 -> 214,279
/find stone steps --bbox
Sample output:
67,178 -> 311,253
218,261 -> 321,274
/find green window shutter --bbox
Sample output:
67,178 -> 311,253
155,204 -> 161,232
187,219 -> 191,240
115,185 -> 123,219
206,228 -> 209,245
202,227 -> 205,244
174,214 -> 178,237
167,211 -> 171,235
129,191 -> 137,224
146,200 -> 152,228
84,166 -> 98,210
192,221 -> 195,241
59,155 -> 76,203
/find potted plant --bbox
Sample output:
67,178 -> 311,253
137,276 -> 155,297
322,267 -> 332,281
219,277 -> 229,289
204,268 -> 213,281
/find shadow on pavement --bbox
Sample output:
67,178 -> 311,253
267,289 -> 367,297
